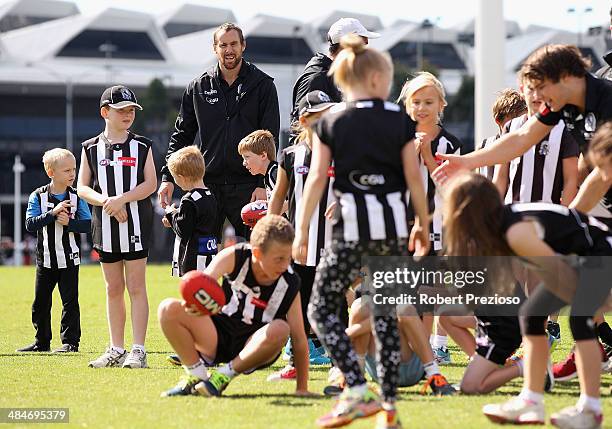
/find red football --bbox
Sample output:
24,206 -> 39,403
179,271 -> 226,316
241,200 -> 268,227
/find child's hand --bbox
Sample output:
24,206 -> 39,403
181,300 -> 203,317
114,208 -> 128,223
164,203 -> 177,215
52,201 -> 73,216
161,217 -> 171,228
103,196 -> 125,217
324,201 -> 337,220
56,211 -> 70,226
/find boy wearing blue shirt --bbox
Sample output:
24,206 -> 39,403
17,148 -> 91,353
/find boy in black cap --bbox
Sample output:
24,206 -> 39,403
77,85 -> 157,369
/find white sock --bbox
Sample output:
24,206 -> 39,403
132,344 -> 146,353
433,335 -> 448,349
348,383 -> 368,396
111,346 -> 125,354
423,360 -> 440,378
518,388 -> 543,404
218,361 -> 238,379
576,394 -> 601,414
184,359 -> 208,380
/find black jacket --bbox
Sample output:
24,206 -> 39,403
596,51 -> 612,81
291,53 -> 342,122
162,60 -> 280,185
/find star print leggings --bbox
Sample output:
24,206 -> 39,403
308,238 -> 408,403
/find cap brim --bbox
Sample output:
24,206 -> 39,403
300,102 -> 336,116
106,101 -> 143,110
330,30 -> 381,44
362,30 -> 381,39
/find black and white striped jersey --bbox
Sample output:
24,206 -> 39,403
263,161 -> 278,201
478,135 -> 499,180
501,202 -> 612,255
279,143 -> 334,266
83,132 -> 153,253
167,188 -> 218,277
221,243 -> 301,326
314,99 -> 417,242
407,128 -> 462,251
504,115 -> 579,205
32,185 -> 81,269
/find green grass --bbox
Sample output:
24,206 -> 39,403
0,265 -> 610,429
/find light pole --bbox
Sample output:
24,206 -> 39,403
13,155 -> 25,266
99,41 -> 118,84
567,6 -> 593,47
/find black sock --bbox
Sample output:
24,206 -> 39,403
597,322 -> 612,347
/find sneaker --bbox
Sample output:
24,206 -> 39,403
545,358 -> 555,393
310,345 -> 332,365
316,388 -> 382,428
550,406 -> 602,429
123,349 -> 148,369
88,348 -> 127,368
547,320 -> 561,340
197,369 -> 231,397
166,354 -> 182,366
267,365 -> 297,381
323,366 -> 346,396
376,407 -> 402,429
433,346 -> 452,365
161,375 -> 203,397
52,344 -> 78,353
554,344 -> 607,382
16,343 -> 50,352
482,397 -> 545,425
282,338 -> 293,361
603,344 -> 612,373
420,374 -> 456,396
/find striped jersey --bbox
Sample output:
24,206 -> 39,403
221,243 -> 301,326
478,135 -> 499,180
31,185 -> 81,269
167,188 -> 218,277
82,132 -> 153,253
314,99 -> 417,242
407,128 -> 462,251
279,142 -> 334,266
501,202 -> 612,255
263,161 -> 279,201
504,115 -> 578,205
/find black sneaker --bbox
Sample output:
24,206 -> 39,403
546,320 -> 561,340
52,344 -> 79,353
166,354 -> 181,366
17,343 -> 50,352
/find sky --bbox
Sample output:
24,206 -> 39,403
70,0 -> 611,32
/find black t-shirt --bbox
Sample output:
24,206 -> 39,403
501,202 -> 612,256
536,73 -> 612,152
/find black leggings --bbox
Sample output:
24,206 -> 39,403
308,238 -> 407,402
293,263 -> 315,335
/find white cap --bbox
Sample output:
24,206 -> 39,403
327,18 -> 381,45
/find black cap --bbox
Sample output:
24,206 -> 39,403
297,90 -> 336,117
100,85 -> 143,110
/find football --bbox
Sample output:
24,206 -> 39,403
179,271 -> 226,316
241,200 -> 268,227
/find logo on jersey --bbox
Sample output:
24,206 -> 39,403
327,166 -> 335,178
99,157 -> 136,167
296,165 -> 309,175
130,235 -> 140,244
250,297 -> 268,309
206,97 -> 219,104
198,236 -> 218,255
349,171 -> 386,190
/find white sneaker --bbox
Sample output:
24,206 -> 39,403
88,348 -> 127,368
482,397 -> 545,425
551,406 -> 602,429
122,349 -> 148,369
328,366 -> 343,384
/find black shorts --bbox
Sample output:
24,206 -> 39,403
98,249 -> 149,264
474,315 -> 522,365
208,314 -> 281,370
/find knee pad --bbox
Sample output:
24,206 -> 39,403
519,315 -> 547,336
569,316 -> 598,341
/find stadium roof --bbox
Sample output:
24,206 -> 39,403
1,7 -> 174,62
157,3 -> 235,38
0,0 -> 79,33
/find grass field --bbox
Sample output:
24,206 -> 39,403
0,265 -> 610,429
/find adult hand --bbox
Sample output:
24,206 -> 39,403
292,231 -> 308,265
431,153 -> 471,185
158,181 -> 175,209
114,207 -> 128,223
250,187 -> 267,202
103,196 -> 125,217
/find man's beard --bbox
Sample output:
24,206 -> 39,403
222,53 -> 242,70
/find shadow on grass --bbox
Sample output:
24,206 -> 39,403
224,393 -> 328,401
